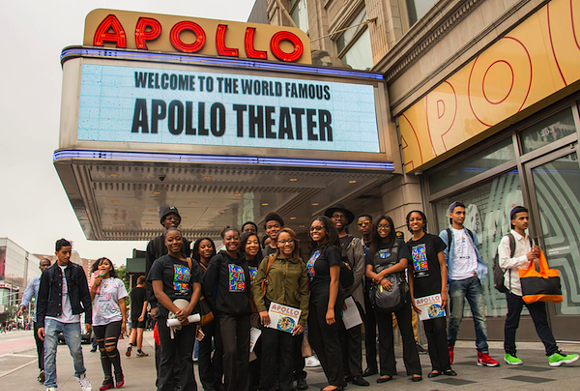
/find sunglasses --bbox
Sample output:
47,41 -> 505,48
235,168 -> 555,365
309,225 -> 325,232
357,220 -> 370,226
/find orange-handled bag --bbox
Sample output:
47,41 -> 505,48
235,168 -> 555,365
519,250 -> 563,304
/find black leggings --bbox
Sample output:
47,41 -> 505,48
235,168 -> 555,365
94,321 -> 123,380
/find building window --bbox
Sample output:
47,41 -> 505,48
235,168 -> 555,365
290,0 -> 308,33
404,0 -> 438,27
336,8 -> 373,70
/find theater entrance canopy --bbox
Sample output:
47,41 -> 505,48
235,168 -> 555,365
54,9 -> 399,241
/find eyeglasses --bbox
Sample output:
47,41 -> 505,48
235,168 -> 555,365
357,220 -> 370,226
309,225 -> 325,232
377,225 -> 390,230
278,239 -> 294,245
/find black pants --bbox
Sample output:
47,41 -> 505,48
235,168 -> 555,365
423,316 -> 450,372
220,314 -> 250,391
339,299 -> 363,378
260,327 -> 294,391
157,318 -> 197,391
375,300 -> 421,376
293,334 -> 306,381
94,321 -> 123,381
308,295 -> 344,387
504,291 -> 558,356
198,319 -> 223,390
363,287 -> 377,371
33,322 -> 44,370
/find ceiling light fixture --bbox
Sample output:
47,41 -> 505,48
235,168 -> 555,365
109,173 -> 119,177
149,209 -> 156,212
111,200 -> 119,203
203,175 -> 212,179
311,202 -> 319,206
348,180 -> 357,184
189,202 -> 197,205
289,178 -> 298,182
290,217 -> 296,220
152,191 -> 160,195
233,193 -> 241,196
261,202 -> 269,206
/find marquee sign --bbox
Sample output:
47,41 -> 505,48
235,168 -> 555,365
84,9 -> 312,64
77,63 -> 381,153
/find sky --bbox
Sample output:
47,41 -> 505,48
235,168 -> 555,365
0,0 -> 256,265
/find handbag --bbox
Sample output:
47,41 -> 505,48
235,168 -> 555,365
519,250 -> 563,304
185,258 -> 215,326
369,242 -> 407,311
260,254 -> 277,295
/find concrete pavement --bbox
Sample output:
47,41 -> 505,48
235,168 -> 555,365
1,329 -> 579,390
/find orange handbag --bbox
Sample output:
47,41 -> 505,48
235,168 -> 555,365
519,250 -> 563,304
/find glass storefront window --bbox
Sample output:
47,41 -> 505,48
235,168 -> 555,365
290,0 -> 309,33
519,108 -> 576,155
429,137 -> 516,195
336,8 -> 368,53
433,172 -> 523,317
531,152 -> 580,315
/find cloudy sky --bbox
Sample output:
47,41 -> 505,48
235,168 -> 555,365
0,0 -> 255,265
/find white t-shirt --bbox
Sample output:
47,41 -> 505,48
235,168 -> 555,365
46,265 -> 81,324
450,228 -> 477,280
92,278 -> 128,326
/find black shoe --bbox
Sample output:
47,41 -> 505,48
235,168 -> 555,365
444,369 -> 457,376
411,375 -> 423,382
352,375 -> 369,386
319,387 -> 342,391
37,370 -> 45,383
344,375 -> 354,383
376,376 -> 393,383
297,378 -> 308,390
416,343 -> 428,355
339,379 -> 348,388
427,370 -> 441,378
362,367 -> 377,377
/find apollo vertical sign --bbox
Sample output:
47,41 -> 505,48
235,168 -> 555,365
77,64 -> 381,153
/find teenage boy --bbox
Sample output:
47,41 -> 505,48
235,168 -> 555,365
37,239 -> 93,391
126,275 -> 148,357
326,204 -> 369,387
18,257 -> 52,383
358,214 -> 378,377
242,221 -> 258,234
500,206 -> 579,367
262,212 -> 309,390
440,201 -> 499,367
145,206 -> 191,387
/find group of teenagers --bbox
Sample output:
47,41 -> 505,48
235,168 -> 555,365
19,202 -> 579,391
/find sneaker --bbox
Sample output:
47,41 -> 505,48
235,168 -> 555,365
125,345 -> 132,357
477,352 -> 500,367
79,373 -> 92,391
46,388 -> 57,391
448,344 -> 454,364
548,352 -> 579,367
504,353 -> 523,365
296,378 -> 308,390
136,350 -> 149,357
416,342 -> 428,355
304,356 -> 320,367
99,378 -> 114,390
37,370 -> 46,383
115,373 -> 124,388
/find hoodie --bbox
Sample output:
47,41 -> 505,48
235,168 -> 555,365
203,250 -> 252,316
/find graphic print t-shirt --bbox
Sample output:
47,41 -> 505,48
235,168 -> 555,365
450,228 -> 478,280
407,234 -> 447,299
147,254 -> 201,317
307,246 -> 342,298
93,278 -> 128,326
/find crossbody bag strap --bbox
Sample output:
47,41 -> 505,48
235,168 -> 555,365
261,254 -> 277,295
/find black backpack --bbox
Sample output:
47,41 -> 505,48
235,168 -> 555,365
493,233 -> 533,293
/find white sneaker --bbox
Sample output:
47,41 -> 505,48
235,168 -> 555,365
304,355 -> 321,367
46,388 -> 57,391
78,373 -> 92,391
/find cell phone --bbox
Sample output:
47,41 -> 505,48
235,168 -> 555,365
90,270 -> 103,294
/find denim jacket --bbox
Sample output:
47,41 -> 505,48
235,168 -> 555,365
439,226 -> 488,282
36,262 -> 92,328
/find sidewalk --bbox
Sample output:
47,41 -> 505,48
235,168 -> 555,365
1,330 -> 578,390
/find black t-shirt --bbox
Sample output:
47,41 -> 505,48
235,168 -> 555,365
307,246 -> 342,299
406,234 -> 447,299
340,235 -> 353,250
130,286 -> 147,321
147,254 -> 201,317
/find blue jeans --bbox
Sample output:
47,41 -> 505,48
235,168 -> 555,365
447,276 -> 489,352
44,318 -> 86,387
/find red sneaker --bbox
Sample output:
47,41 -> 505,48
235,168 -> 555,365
477,352 -> 500,367
448,345 -> 454,364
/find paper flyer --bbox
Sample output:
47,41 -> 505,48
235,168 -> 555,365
414,294 -> 446,321
342,296 -> 363,330
268,302 -> 301,333
249,327 -> 262,352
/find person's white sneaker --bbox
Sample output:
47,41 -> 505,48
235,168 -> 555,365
304,355 -> 321,367
46,388 -> 57,391
78,373 -> 92,391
